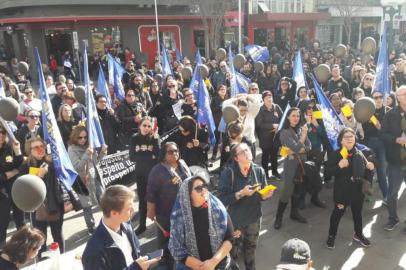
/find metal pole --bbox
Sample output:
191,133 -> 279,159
154,0 -> 161,66
238,0 -> 242,54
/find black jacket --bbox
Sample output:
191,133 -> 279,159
362,106 -> 387,140
327,77 -> 351,99
116,101 -> 145,136
129,133 -> 160,176
255,104 -> 283,149
274,78 -> 296,111
381,106 -> 406,166
0,144 -> 23,193
210,95 -> 227,127
82,221 -> 141,270
97,108 -> 120,154
57,120 -> 74,149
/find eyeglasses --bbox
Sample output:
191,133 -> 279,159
142,124 -> 151,128
28,115 -> 39,119
185,93 -> 193,97
373,95 -> 383,100
31,145 -> 45,151
167,85 -> 176,88
167,149 -> 179,155
57,87 -> 67,91
126,94 -> 135,97
78,136 -> 88,140
193,183 -> 208,193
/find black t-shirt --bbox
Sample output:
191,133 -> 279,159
0,255 -> 18,270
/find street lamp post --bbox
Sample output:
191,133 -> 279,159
381,0 -> 402,52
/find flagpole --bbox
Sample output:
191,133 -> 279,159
154,0 -> 161,67
238,0 -> 242,54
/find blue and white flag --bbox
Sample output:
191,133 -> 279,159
83,42 -> 105,149
176,48 -> 183,62
292,50 -> 307,100
0,78 -> 5,98
245,44 -> 270,63
34,47 -> 78,189
196,71 -> 216,145
373,26 -> 390,96
189,50 -> 203,99
228,46 -> 250,97
312,75 -> 344,151
162,44 -> 173,80
107,54 -> 125,102
277,103 -> 291,133
96,63 -> 113,109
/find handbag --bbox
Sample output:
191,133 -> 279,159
292,154 -> 305,184
35,203 -> 60,221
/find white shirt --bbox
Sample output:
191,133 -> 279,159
102,219 -> 134,267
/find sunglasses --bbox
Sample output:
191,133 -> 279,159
78,136 -> 88,140
28,115 -> 39,119
373,95 -> 383,100
167,149 -> 179,155
168,85 -> 176,88
31,145 -> 45,151
194,183 -> 208,193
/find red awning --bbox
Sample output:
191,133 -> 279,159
250,12 -> 330,23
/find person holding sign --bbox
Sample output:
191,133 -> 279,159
325,128 -> 374,249
0,124 -> 24,246
274,107 -> 311,230
362,91 -> 389,204
218,142 -> 273,270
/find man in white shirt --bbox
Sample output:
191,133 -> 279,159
82,185 -> 160,270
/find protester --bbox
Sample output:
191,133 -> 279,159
275,238 -> 315,270
82,185 -> 161,270
210,84 -> 228,160
57,104 -> 75,149
0,226 -> 45,270
95,94 -> 120,154
51,82 -> 68,114
15,109 -> 43,154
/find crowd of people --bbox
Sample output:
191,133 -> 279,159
0,39 -> 406,270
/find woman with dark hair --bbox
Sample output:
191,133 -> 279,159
274,107 -> 311,230
147,142 -> 192,269
274,77 -> 296,111
0,226 -> 45,270
129,116 -> 160,235
7,83 -> 23,102
68,125 -> 107,234
19,138 -> 65,254
326,127 -> 375,249
210,84 -> 228,160
0,125 -> 24,246
386,92 -> 397,109
57,104 -> 75,149
169,176 -> 234,270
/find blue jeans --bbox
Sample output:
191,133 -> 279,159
365,137 -> 388,199
387,165 -> 406,223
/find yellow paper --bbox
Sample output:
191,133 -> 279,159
340,147 -> 348,159
280,146 -> 289,158
258,184 -> 277,196
29,167 -> 40,176
313,111 -> 323,119
370,115 -> 378,125
341,105 -> 353,117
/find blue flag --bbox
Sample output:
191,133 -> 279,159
176,48 -> 183,62
34,48 -> 78,190
244,44 -> 270,63
189,50 -> 203,99
162,44 -> 173,80
83,42 -> 105,149
96,63 -> 113,109
107,54 -> 125,102
196,71 -> 216,145
228,46 -> 250,97
312,75 -> 344,151
292,50 -> 307,100
277,103 -> 291,133
373,26 -> 390,96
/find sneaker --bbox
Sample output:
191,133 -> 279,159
384,220 -> 399,231
353,234 -> 371,247
326,235 -> 335,249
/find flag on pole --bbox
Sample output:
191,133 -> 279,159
189,50 -> 203,99
107,54 -> 125,102
34,47 -> 78,189
162,44 -> 173,80
196,70 -> 216,145
176,48 -> 183,62
277,103 -> 291,133
228,46 -> 250,97
83,42 -> 105,149
244,44 -> 270,63
373,26 -> 390,96
292,50 -> 307,100
0,78 -> 5,98
96,63 -> 113,109
312,75 -> 344,151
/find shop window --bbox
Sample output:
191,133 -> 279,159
90,26 -> 121,54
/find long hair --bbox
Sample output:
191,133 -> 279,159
2,226 -> 45,265
282,107 -> 301,130
24,137 -> 52,166
57,103 -> 74,122
68,125 -> 88,146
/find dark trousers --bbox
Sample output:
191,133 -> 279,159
157,226 -> 174,270
0,194 -> 25,245
328,200 -> 364,238
136,174 -> 148,227
33,213 -> 65,254
231,220 -> 260,270
260,145 -> 279,177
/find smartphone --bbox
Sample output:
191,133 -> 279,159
249,183 -> 261,190
147,249 -> 163,260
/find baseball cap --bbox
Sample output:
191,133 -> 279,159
276,238 -> 314,270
